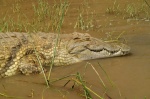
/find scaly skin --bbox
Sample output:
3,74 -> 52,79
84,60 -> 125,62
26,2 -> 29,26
0,32 -> 130,78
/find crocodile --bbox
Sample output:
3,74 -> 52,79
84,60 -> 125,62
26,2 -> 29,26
0,32 -> 130,78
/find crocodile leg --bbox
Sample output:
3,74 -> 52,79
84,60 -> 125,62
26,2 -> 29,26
0,44 -> 47,78
18,54 -> 46,75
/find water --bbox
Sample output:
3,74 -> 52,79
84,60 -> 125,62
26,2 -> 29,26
0,0 -> 150,99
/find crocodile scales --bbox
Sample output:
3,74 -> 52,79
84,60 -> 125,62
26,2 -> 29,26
0,32 -> 130,78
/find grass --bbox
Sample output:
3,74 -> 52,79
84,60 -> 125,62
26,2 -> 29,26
32,40 -> 50,87
0,0 -> 70,32
47,0 -> 68,83
103,31 -> 126,44
12,3 -> 21,13
106,0 -> 150,20
0,1 -> 105,98
47,61 -> 116,99
74,11 -> 95,31
49,69 -> 106,99
20,0 -> 70,87
0,0 -> 147,99
125,3 -> 139,18
106,0 -> 121,14
73,73 -> 101,99
74,1 -> 95,31
0,92 -> 22,99
32,0 -> 70,32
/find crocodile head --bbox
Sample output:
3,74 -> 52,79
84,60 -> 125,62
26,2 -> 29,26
66,32 -> 130,61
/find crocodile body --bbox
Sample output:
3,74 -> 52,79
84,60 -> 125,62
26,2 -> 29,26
0,32 -> 130,78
